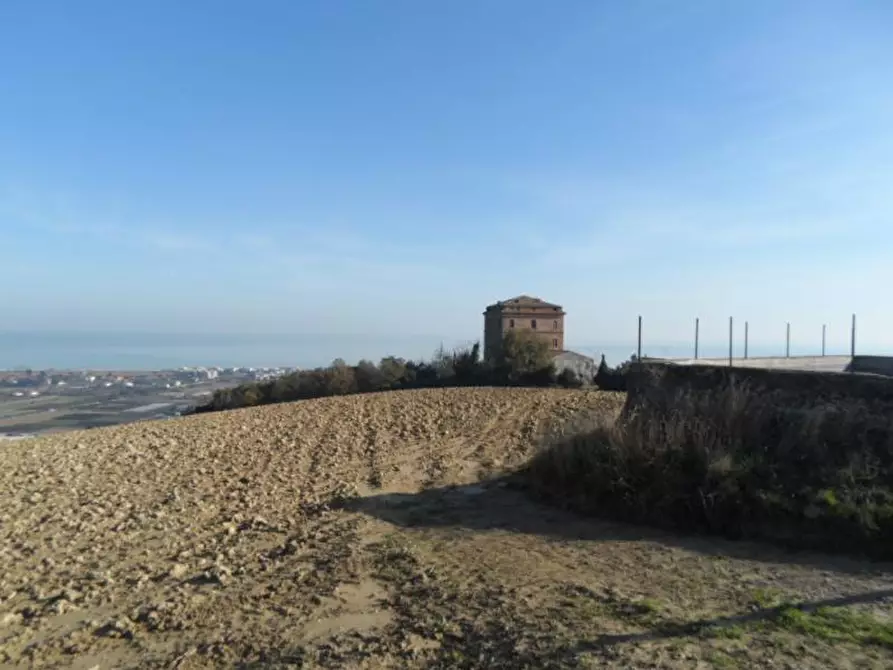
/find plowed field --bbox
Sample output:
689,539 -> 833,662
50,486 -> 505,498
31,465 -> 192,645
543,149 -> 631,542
2,388 -> 892,668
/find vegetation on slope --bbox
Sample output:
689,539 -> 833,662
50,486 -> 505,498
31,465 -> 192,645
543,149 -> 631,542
528,363 -> 893,559
193,330 -> 585,414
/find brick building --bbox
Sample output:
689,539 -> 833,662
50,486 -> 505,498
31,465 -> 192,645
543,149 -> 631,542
483,295 -> 565,362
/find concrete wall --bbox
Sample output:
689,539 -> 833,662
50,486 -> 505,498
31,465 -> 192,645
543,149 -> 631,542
624,361 -> 893,421
849,356 -> 893,377
649,354 -> 893,378
653,355 -> 853,374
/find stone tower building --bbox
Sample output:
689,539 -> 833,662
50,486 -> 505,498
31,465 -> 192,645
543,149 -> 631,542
483,295 -> 565,362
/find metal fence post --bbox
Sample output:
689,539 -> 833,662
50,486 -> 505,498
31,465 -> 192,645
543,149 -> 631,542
694,317 -> 699,360
822,324 -> 826,357
637,315 -> 642,360
744,321 -> 749,359
729,316 -> 733,367
851,313 -> 856,358
785,322 -> 790,358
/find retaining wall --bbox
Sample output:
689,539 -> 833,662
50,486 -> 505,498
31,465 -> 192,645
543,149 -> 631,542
624,361 -> 893,419
650,354 -> 893,378
849,355 -> 893,377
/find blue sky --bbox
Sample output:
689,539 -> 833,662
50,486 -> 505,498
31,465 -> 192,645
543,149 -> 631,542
2,0 -> 892,353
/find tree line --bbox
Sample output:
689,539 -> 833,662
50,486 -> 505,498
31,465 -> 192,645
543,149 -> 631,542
189,329 -> 622,415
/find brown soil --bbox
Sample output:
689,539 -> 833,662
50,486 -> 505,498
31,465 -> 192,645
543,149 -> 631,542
1,387 -> 892,669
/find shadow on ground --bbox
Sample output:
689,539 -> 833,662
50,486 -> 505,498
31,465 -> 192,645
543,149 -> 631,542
239,480 -> 893,668
333,476 -> 893,577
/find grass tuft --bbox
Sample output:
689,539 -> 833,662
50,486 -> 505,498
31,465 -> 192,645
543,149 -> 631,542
772,606 -> 893,649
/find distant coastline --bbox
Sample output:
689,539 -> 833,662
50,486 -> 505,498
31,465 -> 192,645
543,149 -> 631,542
0,331 -> 871,372
0,331 -> 468,371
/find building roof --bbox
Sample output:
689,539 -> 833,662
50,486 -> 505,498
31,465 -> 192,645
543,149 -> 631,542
552,350 -> 594,363
485,295 -> 564,311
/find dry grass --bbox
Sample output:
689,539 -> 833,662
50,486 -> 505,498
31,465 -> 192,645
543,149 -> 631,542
527,373 -> 893,558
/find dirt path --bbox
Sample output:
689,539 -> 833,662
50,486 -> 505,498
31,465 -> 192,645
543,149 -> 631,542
1,388 -> 891,668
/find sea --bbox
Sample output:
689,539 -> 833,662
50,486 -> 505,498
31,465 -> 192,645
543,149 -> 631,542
0,331 -> 850,371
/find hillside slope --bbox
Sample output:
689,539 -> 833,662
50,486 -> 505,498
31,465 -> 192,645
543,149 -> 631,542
1,387 -> 892,669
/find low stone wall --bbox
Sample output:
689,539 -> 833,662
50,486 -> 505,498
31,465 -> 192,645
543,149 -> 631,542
624,361 -> 893,418
657,355 -> 851,374
651,354 -> 893,378
849,355 -> 893,377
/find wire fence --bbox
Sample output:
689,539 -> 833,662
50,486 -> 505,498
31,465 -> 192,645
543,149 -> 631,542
633,314 -> 859,366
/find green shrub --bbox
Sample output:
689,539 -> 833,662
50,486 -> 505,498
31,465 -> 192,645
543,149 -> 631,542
491,330 -> 556,385
378,356 -> 408,389
555,368 -> 583,388
594,354 -> 630,391
323,359 -> 358,395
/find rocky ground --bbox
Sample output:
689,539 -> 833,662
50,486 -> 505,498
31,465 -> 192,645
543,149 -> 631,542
1,387 -> 892,669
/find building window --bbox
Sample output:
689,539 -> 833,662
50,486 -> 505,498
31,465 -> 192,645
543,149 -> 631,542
509,319 -> 514,328
531,319 -> 537,329
553,320 -> 558,330
553,339 -> 558,349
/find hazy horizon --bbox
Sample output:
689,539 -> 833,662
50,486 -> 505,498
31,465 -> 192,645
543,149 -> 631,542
0,328 -> 879,371
3,1 -> 892,349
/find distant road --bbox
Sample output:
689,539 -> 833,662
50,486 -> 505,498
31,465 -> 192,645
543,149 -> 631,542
124,402 -> 174,414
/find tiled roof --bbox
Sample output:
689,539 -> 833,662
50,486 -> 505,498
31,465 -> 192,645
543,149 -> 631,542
553,350 -> 594,363
487,295 -> 563,309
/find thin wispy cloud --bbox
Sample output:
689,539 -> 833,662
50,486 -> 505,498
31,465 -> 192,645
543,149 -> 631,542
0,182 -> 461,287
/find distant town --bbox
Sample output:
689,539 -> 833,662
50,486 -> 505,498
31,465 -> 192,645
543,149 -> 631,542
0,366 -> 294,439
